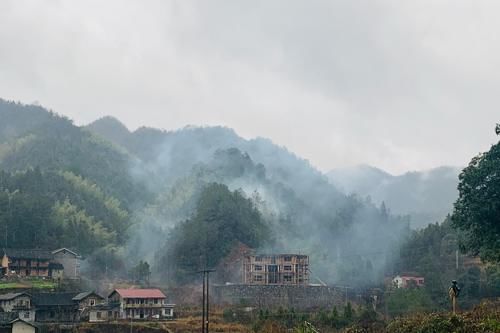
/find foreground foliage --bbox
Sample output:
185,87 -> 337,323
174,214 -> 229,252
387,302 -> 500,333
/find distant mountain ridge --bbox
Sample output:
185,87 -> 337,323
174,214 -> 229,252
327,164 -> 460,228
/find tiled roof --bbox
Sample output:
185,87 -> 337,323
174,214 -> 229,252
32,292 -> 79,306
111,289 -> 166,299
1,248 -> 53,260
72,291 -> 104,301
0,292 -> 29,301
52,248 -> 79,257
0,312 -> 18,324
48,262 -> 64,269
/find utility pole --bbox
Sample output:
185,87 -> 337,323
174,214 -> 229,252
202,271 -> 205,333
197,269 -> 215,333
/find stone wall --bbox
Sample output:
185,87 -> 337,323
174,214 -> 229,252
213,284 -> 344,309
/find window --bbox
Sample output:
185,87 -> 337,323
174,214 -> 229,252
255,256 -> 262,262
90,299 -> 96,306
284,256 -> 292,262
23,312 -> 30,319
254,275 -> 263,281
154,299 -> 158,304
254,265 -> 262,271
108,311 -> 112,318
284,275 -> 292,282
284,265 -> 292,271
96,311 -> 102,319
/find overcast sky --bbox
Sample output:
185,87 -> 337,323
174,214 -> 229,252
1,0 -> 499,174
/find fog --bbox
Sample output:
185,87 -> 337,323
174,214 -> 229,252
111,123 -> 409,287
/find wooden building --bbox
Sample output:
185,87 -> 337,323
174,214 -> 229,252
0,293 -> 34,322
108,289 -> 174,320
31,292 -> 79,323
0,250 -> 53,278
243,254 -> 309,285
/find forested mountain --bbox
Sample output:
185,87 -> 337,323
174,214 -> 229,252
328,165 -> 460,228
88,114 -> 411,285
0,99 -> 458,287
0,99 -> 152,277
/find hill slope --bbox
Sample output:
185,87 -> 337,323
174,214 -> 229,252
328,165 -> 460,227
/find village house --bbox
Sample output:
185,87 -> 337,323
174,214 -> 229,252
0,293 -> 34,322
0,248 -> 79,280
31,292 -> 80,323
392,274 -> 425,288
108,289 -> 174,320
243,254 -> 309,285
0,313 -> 37,333
72,291 -> 105,310
0,250 -> 52,278
51,248 -> 81,279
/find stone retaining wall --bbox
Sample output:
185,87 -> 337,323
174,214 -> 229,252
213,284 -> 344,309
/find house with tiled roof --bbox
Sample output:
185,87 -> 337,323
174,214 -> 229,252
0,292 -> 34,322
108,289 -> 174,320
1,249 -> 53,278
52,248 -> 81,279
31,292 -> 80,323
0,313 -> 38,333
0,248 -> 79,279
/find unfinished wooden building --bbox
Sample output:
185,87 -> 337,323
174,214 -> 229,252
243,254 -> 309,285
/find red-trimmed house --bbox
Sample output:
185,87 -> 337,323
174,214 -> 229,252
393,274 -> 425,288
108,289 -> 174,320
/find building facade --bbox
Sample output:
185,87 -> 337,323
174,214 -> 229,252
31,292 -> 80,323
0,293 -> 34,322
243,254 -> 309,285
51,248 -> 80,279
108,289 -> 173,320
392,275 -> 425,288
0,250 -> 53,278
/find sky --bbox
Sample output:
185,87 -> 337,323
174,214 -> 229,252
1,0 -> 499,175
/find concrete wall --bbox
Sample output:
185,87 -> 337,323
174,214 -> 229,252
12,321 -> 35,333
213,284 -> 344,310
53,252 -> 79,279
18,311 -> 35,323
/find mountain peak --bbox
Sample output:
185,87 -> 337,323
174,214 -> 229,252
85,116 -> 131,145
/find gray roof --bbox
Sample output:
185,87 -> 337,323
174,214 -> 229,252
32,292 -> 79,307
49,262 -> 64,269
52,248 -> 79,257
0,293 -> 30,301
0,313 -> 18,324
10,318 -> 39,328
72,291 -> 104,301
1,248 -> 53,260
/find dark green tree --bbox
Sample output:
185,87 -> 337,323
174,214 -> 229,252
452,129 -> 500,262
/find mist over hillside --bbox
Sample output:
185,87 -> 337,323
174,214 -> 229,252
327,165 -> 460,228
87,115 -> 409,285
0,99 -> 462,287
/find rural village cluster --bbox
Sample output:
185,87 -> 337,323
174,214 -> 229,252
0,247 -> 426,333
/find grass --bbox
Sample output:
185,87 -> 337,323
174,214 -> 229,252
0,279 -> 56,290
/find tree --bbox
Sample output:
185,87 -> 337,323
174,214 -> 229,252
130,260 -> 151,284
452,129 -> 500,262
162,183 -> 270,283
